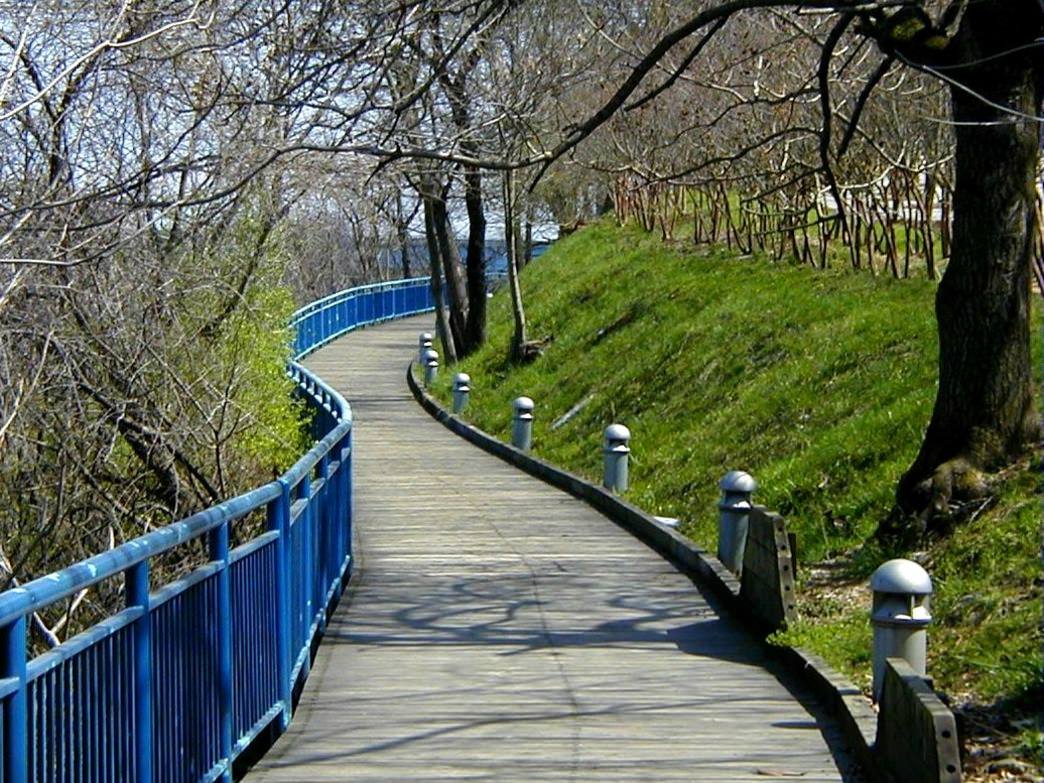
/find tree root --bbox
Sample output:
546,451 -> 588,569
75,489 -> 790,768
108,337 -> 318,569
512,336 -> 553,364
878,456 -> 994,543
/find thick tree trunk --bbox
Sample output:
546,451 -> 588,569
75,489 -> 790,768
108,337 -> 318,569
429,191 -> 469,355
463,165 -> 487,354
422,195 -> 458,364
893,5 -> 1042,526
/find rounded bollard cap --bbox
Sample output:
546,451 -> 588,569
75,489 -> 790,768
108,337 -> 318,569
512,396 -> 534,414
870,559 -> 932,596
453,372 -> 471,388
420,332 -> 433,342
604,423 -> 631,443
422,348 -> 439,366
719,470 -> 757,494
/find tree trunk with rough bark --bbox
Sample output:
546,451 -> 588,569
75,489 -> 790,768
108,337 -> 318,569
396,190 -> 412,279
504,169 -> 528,361
463,165 -> 487,354
429,191 -> 469,355
890,3 -> 1042,532
422,195 -> 458,364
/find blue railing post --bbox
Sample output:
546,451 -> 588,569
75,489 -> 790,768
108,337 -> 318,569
2,615 -> 28,783
299,473 -> 314,653
128,560 -> 153,783
318,453 -> 330,620
269,483 -> 293,729
345,429 -> 354,574
209,522 -> 234,782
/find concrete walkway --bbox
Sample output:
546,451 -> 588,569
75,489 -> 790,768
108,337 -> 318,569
248,315 -> 857,782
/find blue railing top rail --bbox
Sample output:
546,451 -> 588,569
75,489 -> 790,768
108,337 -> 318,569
0,360 -> 348,628
290,276 -> 432,326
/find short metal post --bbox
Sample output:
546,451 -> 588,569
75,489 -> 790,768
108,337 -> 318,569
511,397 -> 534,451
870,559 -> 933,700
717,470 -> 757,575
452,373 -> 471,414
422,348 -> 439,386
602,424 -> 631,493
418,332 -> 433,363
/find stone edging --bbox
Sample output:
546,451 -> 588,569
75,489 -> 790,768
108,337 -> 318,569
406,362 -> 879,776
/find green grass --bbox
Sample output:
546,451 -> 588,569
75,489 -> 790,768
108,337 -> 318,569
429,219 -> 1043,728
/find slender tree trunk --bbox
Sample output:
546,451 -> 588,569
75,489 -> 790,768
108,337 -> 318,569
463,165 -> 487,354
893,5 -> 1041,525
513,208 -> 524,274
396,190 -> 412,279
422,195 -> 458,364
504,169 -> 527,361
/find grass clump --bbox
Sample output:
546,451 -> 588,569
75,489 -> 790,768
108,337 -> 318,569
428,218 -> 1042,772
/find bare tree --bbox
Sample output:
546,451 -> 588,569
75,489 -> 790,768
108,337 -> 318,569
511,1 -> 1041,532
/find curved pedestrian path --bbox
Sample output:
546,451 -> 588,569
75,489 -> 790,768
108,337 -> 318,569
248,315 -> 857,782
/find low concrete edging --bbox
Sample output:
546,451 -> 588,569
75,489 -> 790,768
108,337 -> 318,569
406,364 -> 884,777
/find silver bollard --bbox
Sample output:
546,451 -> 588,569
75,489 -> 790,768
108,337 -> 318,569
602,424 -> 631,493
422,347 -> 439,386
452,372 -> 471,414
870,559 -> 932,700
717,470 -> 757,576
418,332 -> 433,363
511,397 -> 534,451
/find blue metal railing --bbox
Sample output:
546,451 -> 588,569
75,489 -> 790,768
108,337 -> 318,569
291,277 -> 435,359
0,277 -> 434,783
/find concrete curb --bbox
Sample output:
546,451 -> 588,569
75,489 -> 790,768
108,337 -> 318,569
407,362 -> 880,778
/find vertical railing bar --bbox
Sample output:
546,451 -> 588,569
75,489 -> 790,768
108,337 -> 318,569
92,641 -> 100,781
236,561 -> 243,741
167,602 -> 177,783
79,646 -> 87,783
209,520 -> 234,782
35,672 -> 42,783
113,635 -> 122,783
65,665 -> 72,783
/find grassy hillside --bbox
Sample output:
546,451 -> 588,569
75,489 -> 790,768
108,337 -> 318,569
428,219 -> 1042,771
